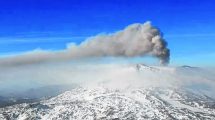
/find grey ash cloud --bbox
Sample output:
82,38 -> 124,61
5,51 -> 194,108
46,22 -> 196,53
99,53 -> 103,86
0,21 -> 170,66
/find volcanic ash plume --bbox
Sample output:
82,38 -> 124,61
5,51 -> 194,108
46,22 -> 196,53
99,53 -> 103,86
0,21 -> 170,66
67,21 -> 170,65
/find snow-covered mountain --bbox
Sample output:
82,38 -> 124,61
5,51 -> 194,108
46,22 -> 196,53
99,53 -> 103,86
0,86 -> 215,120
0,64 -> 215,120
136,64 -> 178,73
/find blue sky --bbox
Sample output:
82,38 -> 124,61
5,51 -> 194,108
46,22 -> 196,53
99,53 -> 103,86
0,0 -> 215,66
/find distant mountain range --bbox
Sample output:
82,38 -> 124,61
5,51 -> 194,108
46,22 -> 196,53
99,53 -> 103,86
0,84 -> 77,108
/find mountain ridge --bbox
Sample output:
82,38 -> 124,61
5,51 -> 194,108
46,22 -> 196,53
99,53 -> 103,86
1,86 -> 215,120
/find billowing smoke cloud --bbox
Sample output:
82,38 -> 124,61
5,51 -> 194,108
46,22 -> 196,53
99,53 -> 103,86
0,21 -> 170,66
68,21 -> 170,65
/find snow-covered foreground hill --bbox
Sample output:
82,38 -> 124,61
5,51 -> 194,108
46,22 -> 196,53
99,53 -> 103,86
0,64 -> 215,120
0,86 -> 215,120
